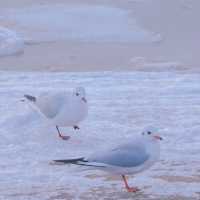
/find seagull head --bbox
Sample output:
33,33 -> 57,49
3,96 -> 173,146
73,87 -> 87,103
141,126 -> 163,141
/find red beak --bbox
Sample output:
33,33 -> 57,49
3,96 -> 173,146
154,135 -> 163,140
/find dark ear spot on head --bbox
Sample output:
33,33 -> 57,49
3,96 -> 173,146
76,93 -> 79,96
142,132 -> 145,135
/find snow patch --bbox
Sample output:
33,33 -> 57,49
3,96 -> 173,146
0,71 -> 199,199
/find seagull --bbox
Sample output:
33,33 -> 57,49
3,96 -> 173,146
23,87 -> 88,140
53,126 -> 163,192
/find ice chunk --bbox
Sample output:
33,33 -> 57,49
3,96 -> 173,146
0,26 -> 24,57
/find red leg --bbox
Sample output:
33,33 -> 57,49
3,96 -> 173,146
56,126 -> 70,140
122,175 -> 140,193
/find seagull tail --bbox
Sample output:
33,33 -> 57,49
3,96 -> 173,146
53,158 -> 106,168
23,94 -> 37,102
53,157 -> 87,165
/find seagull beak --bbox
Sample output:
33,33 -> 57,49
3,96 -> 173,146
82,97 -> 87,103
154,135 -> 163,140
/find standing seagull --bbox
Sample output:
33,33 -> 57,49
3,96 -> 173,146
23,87 -> 88,140
53,126 -> 163,192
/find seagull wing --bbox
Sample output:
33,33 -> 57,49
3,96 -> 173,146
36,92 -> 67,119
89,141 -> 149,168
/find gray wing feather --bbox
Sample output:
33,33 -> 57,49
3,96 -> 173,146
36,93 -> 67,118
90,142 -> 149,168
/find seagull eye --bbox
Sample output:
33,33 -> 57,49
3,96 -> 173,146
76,93 -> 79,96
147,131 -> 152,135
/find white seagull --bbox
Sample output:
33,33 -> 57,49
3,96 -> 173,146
23,87 -> 88,140
53,126 -> 163,192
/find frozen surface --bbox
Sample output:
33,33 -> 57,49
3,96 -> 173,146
0,26 -> 24,57
0,71 -> 200,199
0,4 -> 161,43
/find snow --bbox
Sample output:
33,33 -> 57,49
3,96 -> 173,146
0,26 -> 24,57
0,4 -> 162,44
0,71 -> 199,199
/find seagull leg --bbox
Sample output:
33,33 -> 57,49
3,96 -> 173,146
56,126 -> 70,140
73,125 -> 80,130
122,175 -> 140,193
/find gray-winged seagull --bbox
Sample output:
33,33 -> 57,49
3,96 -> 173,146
53,126 -> 163,192
23,87 -> 88,140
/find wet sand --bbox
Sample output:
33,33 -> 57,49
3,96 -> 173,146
0,0 -> 199,72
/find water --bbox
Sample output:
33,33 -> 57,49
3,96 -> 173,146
0,4 -> 162,44
0,71 -> 199,199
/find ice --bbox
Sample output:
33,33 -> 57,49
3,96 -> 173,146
0,26 -> 24,57
0,71 -> 199,199
1,4 -> 162,43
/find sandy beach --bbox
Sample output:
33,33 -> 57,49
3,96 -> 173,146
0,0 -> 199,72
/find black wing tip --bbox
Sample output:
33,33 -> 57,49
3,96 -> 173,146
52,158 -> 106,168
53,157 -> 86,164
24,94 -> 36,102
